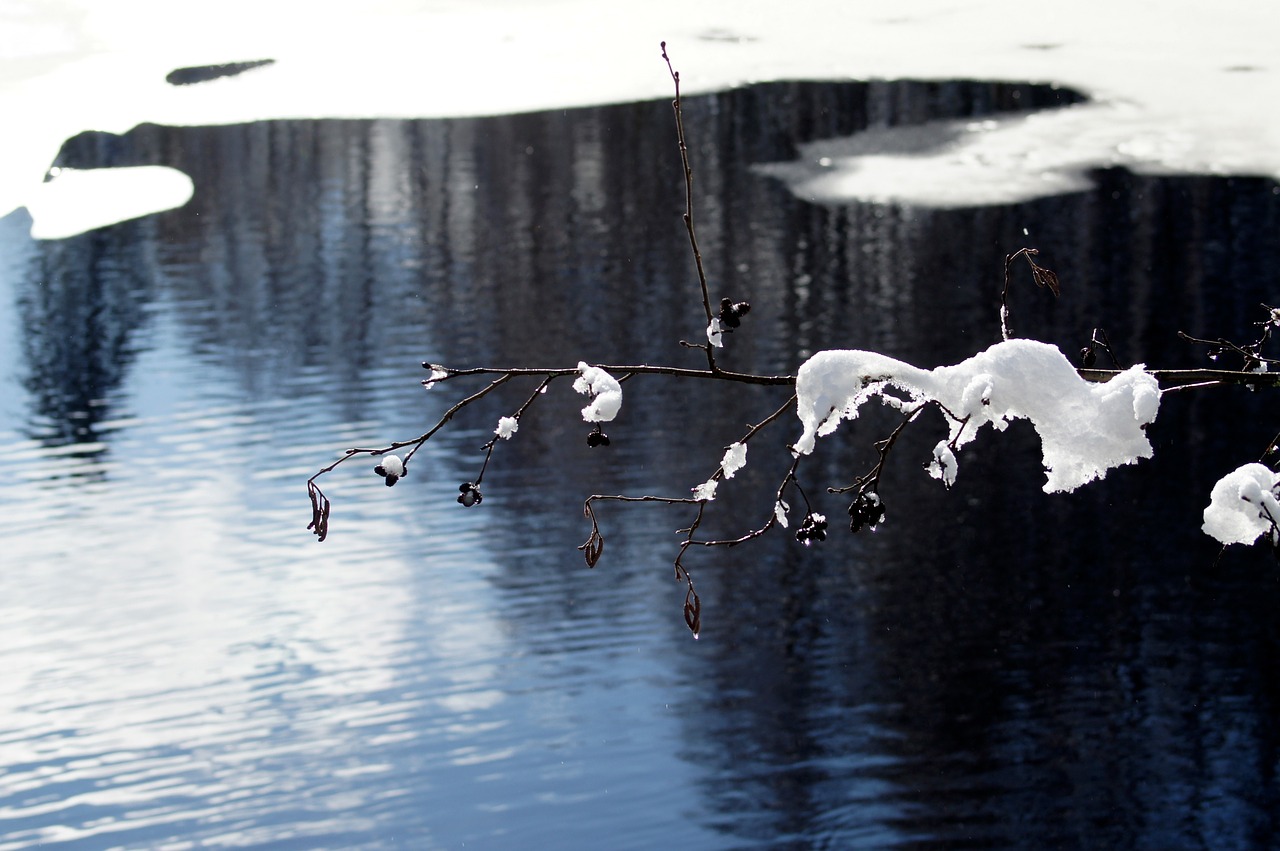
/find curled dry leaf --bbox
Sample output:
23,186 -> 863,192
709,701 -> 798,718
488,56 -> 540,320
579,527 -> 604,568
683,588 -> 701,638
307,480 -> 331,542
1031,263 -> 1061,297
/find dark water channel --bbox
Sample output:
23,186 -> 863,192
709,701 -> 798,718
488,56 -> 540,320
2,79 -> 1279,849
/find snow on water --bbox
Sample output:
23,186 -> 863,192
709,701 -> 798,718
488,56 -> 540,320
1203,463 -> 1280,546
757,91 -> 1280,208
1,1 -> 1278,231
755,108 -> 1102,208
25,166 -> 193,239
794,340 -> 1161,494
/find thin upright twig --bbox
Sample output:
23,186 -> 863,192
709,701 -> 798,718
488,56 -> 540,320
661,41 -> 718,371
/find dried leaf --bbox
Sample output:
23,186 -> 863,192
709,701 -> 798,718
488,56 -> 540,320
1032,264 -> 1060,297
307,481 -> 330,542
579,528 -> 605,568
683,589 -> 701,639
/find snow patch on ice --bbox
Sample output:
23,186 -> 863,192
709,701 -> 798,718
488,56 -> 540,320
27,166 -> 193,239
793,339 -> 1161,493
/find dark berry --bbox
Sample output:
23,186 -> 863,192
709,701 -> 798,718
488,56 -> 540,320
718,297 -> 751,330
795,513 -> 828,544
587,430 -> 610,448
848,491 -> 886,533
457,482 -> 483,507
1080,346 -> 1096,368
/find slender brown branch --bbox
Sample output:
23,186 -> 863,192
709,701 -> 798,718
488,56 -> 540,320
1001,247 -> 1060,341
580,392 -> 799,636
1079,367 -> 1280,389
828,402 -> 931,495
1177,330 -> 1280,366
685,456 -> 803,549
305,373 -> 519,540
473,375 -> 558,486
437,362 -> 795,386
661,41 -> 717,371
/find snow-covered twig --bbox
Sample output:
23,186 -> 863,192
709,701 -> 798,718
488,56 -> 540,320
581,394 -> 797,637
307,46 -> 1280,636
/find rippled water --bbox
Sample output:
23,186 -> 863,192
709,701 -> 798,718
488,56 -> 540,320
2,80 -> 1279,849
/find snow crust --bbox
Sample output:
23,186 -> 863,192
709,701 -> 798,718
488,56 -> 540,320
573,363 -> 622,423
794,339 -> 1161,493
1202,463 -> 1280,546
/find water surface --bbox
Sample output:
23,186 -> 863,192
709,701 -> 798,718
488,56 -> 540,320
1,80 -> 1278,849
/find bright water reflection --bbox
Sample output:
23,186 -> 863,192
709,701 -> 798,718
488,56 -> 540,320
1,80 -> 1279,849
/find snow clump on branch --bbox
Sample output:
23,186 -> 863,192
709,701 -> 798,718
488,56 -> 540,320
1202,463 -> 1280,545
793,339 -> 1162,493
720,442 -> 747,478
574,362 -> 622,423
707,318 -> 724,348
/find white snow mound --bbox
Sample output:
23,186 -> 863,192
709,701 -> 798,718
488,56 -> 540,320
793,339 -> 1161,493
574,362 -> 622,423
1202,463 -> 1280,546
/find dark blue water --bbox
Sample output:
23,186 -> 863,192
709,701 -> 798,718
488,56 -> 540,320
1,80 -> 1279,849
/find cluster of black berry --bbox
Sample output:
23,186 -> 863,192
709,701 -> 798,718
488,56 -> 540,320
457,482 -> 483,507
587,427 -> 610,447
848,491 -> 885,533
795,513 -> 828,544
718,297 -> 751,330
373,455 -> 405,487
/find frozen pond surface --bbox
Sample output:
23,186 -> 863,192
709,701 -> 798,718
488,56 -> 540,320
2,78 -> 1279,849
3,1 -> 1278,233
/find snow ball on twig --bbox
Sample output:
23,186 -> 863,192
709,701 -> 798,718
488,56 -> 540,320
1202,463 -> 1280,545
573,362 -> 623,423
707,318 -> 724,348
374,454 -> 405,486
495,416 -> 519,439
928,441 -> 959,487
720,442 -> 747,479
691,479 -> 718,501
422,366 -> 448,390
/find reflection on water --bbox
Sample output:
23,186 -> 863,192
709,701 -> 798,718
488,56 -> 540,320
1,79 -> 1278,849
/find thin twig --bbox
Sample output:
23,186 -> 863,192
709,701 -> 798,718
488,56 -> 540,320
661,41 -> 717,371
1001,247 -> 1060,341
436,362 -> 794,386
